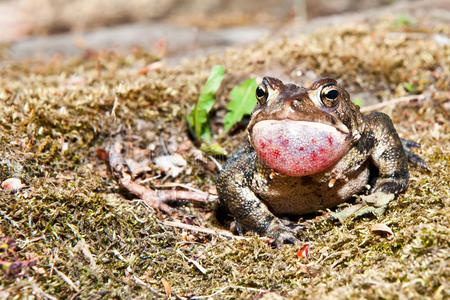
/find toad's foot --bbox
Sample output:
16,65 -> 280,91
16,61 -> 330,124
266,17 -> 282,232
401,138 -> 428,170
231,219 -> 300,248
266,220 -> 300,248
330,192 -> 395,224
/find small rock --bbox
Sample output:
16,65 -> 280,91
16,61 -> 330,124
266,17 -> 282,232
1,178 -> 23,193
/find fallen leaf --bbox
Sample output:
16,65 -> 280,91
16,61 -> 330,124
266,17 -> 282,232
161,278 -> 171,297
154,154 -> 186,178
125,159 -> 151,177
96,148 -> 108,162
137,61 -> 163,75
137,66 -> 149,75
1,178 -> 23,193
191,148 -> 207,164
0,237 -> 38,278
370,223 -> 394,240
297,244 -> 310,259
360,192 -> 395,207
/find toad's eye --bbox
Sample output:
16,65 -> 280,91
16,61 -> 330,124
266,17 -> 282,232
320,85 -> 339,107
256,84 -> 268,103
324,89 -> 338,100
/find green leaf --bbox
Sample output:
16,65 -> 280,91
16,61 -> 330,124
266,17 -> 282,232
200,142 -> 227,156
404,82 -> 415,93
188,65 -> 225,143
199,123 -> 213,144
391,14 -> 414,27
224,78 -> 258,133
353,98 -> 363,107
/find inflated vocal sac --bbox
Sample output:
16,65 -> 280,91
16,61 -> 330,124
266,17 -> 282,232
251,120 -> 350,176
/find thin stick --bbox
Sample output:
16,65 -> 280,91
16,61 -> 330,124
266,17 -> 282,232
176,249 -> 207,275
208,155 -> 222,171
155,183 -> 218,200
162,220 -> 246,240
107,141 -> 217,214
111,84 -> 121,118
233,286 -> 267,293
32,284 -> 58,300
0,209 -> 20,228
152,189 -> 216,204
191,286 -> 229,299
133,276 -> 165,297
191,285 -> 267,299
54,267 -> 80,292
360,94 -> 428,113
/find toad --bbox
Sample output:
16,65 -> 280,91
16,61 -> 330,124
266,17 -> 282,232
216,77 -> 425,246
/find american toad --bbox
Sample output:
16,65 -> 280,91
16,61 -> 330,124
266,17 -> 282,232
216,77 -> 424,246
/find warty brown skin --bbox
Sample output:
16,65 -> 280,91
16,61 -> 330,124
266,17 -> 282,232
216,77 -> 412,246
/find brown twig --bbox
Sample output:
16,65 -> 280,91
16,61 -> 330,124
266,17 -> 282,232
191,285 -> 268,299
176,249 -> 207,274
162,220 -> 246,240
106,141 -> 217,214
54,267 -> 80,292
360,94 -> 428,113
133,276 -> 165,297
32,284 -> 58,300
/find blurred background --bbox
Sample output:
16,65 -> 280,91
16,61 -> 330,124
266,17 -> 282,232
2,0 -> 446,59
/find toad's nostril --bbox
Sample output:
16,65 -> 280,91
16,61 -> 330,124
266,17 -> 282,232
290,99 -> 301,109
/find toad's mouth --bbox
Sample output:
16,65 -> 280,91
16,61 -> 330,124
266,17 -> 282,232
251,120 -> 351,176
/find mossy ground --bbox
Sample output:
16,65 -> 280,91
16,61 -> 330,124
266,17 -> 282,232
0,14 -> 449,299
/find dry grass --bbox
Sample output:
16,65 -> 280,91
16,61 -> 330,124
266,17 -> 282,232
0,14 -> 449,299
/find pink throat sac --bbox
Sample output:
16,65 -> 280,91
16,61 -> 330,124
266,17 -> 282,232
251,120 -> 350,176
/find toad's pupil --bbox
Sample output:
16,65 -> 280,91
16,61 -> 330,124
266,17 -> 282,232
256,86 -> 266,98
325,90 -> 339,99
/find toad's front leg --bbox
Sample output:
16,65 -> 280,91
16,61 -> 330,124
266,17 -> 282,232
330,112 -> 411,221
365,112 -> 409,194
216,150 -> 298,247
